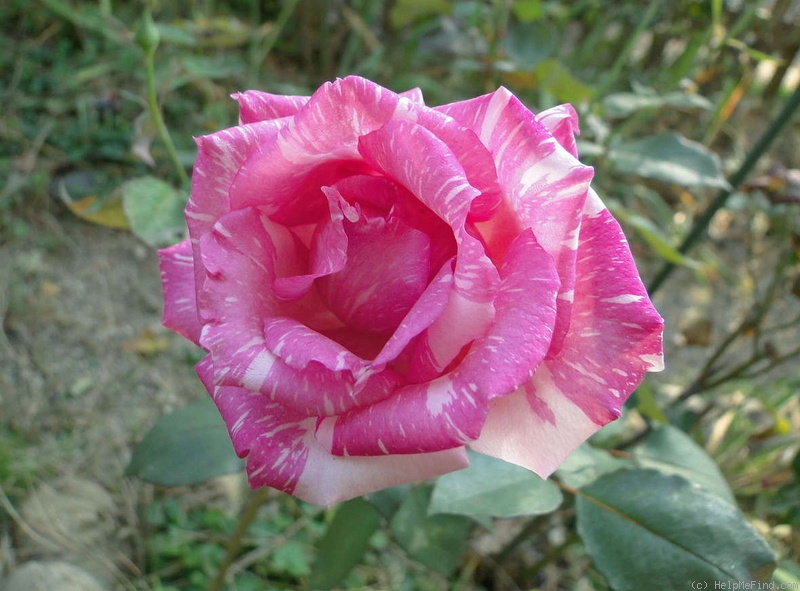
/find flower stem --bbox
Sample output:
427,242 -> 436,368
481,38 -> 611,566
138,8 -> 190,189
207,487 -> 271,591
648,84 -> 800,295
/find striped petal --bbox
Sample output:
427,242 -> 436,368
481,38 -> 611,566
232,91 -> 309,124
317,207 -> 432,335
186,119 -> 287,288
158,239 -> 202,345
326,229 -> 559,456
437,88 -> 594,354
227,77 -> 406,225
197,356 -> 469,505
358,119 -> 500,380
537,103 -> 580,158
470,190 -> 664,475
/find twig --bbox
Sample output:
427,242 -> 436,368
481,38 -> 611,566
206,487 -> 270,591
648,84 -> 800,295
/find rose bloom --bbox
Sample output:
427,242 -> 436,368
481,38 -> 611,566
159,77 -> 664,505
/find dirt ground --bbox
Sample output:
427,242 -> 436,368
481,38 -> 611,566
0,209 -> 208,588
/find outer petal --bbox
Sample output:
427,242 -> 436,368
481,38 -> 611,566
197,357 -> 469,505
536,103 -> 580,158
158,239 -> 202,345
399,87 -> 425,103
437,88 -> 594,353
186,119 -> 287,287
470,190 -> 664,476
326,230 -> 560,456
228,77 -> 406,225
232,91 -> 309,124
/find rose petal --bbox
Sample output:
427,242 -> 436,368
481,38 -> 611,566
413,107 -> 503,222
271,187 -> 350,301
437,88 -> 594,353
399,87 -> 425,104
186,119 -> 287,287
196,207 -> 398,416
232,91 -> 309,124
326,229 -> 560,456
317,209 -> 432,335
371,258 -> 454,366
198,356 -> 469,505
468,378 -> 600,478
158,239 -> 202,345
331,174 -> 402,213
228,77 -> 405,225
536,103 -> 580,158
470,190 -> 664,475
358,119 -> 500,378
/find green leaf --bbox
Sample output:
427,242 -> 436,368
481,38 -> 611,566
273,541 -> 311,578
608,133 -> 728,189
512,0 -> 543,22
503,20 -> 557,67
122,176 -> 187,247
631,381 -> 668,424
603,91 -> 712,119
126,398 -> 243,486
389,0 -> 450,29
632,424 -> 735,504
430,452 -> 562,518
390,487 -> 473,575
309,498 -> 381,590
606,201 -> 694,267
533,58 -> 595,105
365,485 -> 410,519
555,444 -> 631,489
576,469 -> 776,590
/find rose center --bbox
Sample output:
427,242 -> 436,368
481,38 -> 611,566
316,211 -> 431,335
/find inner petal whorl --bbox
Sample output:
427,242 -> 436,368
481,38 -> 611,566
316,210 -> 431,334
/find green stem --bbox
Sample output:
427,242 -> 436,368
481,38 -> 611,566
250,0 -> 302,84
648,85 -> 800,295
207,487 -> 270,591
596,0 -> 661,96
144,49 -> 190,188
138,7 -> 189,188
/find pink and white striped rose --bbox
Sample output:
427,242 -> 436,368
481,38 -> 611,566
159,77 -> 664,505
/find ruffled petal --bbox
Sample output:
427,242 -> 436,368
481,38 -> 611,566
198,356 -> 469,506
186,120 -> 287,287
437,88 -> 594,353
158,239 -> 202,345
470,189 -> 664,475
271,187 -> 350,301
317,209 -> 431,335
196,207 -> 398,416
228,77 -> 407,225
536,103 -> 580,158
399,87 -> 425,103
326,229 -> 560,456
232,91 -> 309,124
358,119 -> 500,378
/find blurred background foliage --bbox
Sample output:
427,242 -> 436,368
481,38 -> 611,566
1,0 -> 800,590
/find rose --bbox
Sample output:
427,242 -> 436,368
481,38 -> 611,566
159,76 -> 664,506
